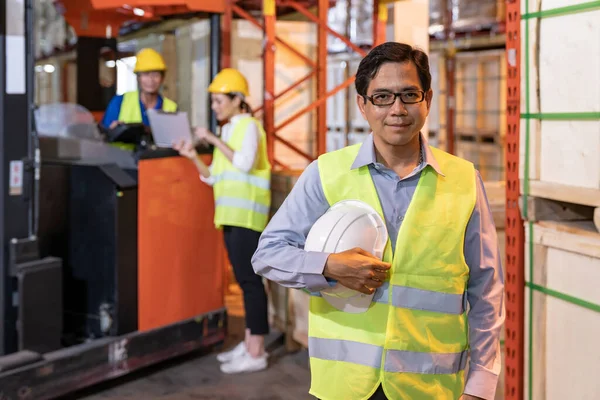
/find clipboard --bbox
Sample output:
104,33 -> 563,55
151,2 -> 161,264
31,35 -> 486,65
147,109 -> 193,148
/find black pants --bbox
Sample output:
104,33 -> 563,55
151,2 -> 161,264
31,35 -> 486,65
317,385 -> 387,400
223,225 -> 269,335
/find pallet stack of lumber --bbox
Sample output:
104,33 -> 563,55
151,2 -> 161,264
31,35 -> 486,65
521,2 -> 600,399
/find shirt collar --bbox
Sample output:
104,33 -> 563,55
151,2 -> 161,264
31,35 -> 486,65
350,133 -> 445,176
230,113 -> 252,123
139,94 -> 163,110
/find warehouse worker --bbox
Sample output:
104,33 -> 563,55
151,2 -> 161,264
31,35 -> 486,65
252,42 -> 504,400
101,48 -> 178,150
173,68 -> 271,375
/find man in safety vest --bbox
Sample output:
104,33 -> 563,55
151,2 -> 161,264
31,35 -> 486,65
101,48 -> 178,149
252,42 -> 504,400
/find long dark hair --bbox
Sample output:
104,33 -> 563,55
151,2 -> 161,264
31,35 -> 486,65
227,93 -> 251,113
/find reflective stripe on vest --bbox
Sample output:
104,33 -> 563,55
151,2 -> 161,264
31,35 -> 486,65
214,196 -> 270,216
212,170 -> 270,190
308,143 -> 476,400
211,116 -> 271,232
309,337 -> 468,374
311,281 -> 466,314
117,90 -> 177,123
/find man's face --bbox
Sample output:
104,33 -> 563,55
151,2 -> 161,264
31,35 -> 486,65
357,61 -> 432,147
138,71 -> 163,95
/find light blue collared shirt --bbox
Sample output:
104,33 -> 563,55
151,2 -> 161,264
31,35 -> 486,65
252,134 -> 505,400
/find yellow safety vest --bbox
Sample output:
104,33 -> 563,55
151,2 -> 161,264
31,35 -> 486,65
211,116 -> 271,233
117,90 -> 178,122
113,91 -> 177,152
309,144 -> 476,400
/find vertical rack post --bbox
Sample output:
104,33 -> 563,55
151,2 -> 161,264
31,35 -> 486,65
373,0 -> 388,46
443,0 -> 455,154
209,13 -> 221,135
316,0 -> 328,156
221,0 -> 232,69
263,0 -> 276,164
505,0 -> 525,398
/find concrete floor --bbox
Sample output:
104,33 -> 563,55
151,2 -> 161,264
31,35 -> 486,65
66,285 -> 504,400
70,335 -> 313,400
66,287 -> 314,400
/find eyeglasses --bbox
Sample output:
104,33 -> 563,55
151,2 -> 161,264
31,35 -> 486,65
364,90 -> 426,107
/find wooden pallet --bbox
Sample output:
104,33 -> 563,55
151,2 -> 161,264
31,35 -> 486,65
522,184 -> 600,233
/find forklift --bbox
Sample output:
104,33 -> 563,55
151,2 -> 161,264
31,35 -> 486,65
0,1 -> 227,398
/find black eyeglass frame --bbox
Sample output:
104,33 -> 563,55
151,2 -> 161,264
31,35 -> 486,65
363,90 -> 427,107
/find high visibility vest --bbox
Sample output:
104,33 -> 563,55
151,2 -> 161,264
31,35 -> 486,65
113,91 -> 177,151
211,116 -> 271,233
117,90 -> 178,123
309,143 -> 476,400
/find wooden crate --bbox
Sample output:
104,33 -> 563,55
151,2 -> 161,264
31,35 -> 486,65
519,7 -> 600,232
524,221 -> 600,400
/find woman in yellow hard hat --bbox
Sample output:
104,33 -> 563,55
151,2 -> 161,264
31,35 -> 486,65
101,48 -> 178,135
173,68 -> 272,374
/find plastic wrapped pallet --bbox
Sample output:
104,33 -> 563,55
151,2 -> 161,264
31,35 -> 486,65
429,0 -> 444,36
327,0 -> 373,53
451,0 -> 499,32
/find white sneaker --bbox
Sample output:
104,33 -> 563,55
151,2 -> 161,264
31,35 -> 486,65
220,352 -> 268,374
216,342 -> 247,363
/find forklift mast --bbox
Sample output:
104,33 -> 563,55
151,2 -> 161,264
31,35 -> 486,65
0,4 -> 228,397
1,0 -> 36,356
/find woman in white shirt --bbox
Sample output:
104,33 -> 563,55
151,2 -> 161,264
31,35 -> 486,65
174,68 -> 272,374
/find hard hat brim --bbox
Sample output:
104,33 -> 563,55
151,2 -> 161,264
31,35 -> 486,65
320,285 -> 375,313
134,68 -> 167,73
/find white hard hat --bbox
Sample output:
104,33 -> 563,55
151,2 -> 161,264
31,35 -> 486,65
304,200 -> 388,313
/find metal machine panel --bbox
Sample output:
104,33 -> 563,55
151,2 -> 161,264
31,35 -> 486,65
65,163 -> 138,341
17,257 -> 62,353
37,160 -> 138,343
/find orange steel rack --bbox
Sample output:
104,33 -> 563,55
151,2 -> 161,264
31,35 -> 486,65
504,0 -> 525,399
221,0 -> 388,168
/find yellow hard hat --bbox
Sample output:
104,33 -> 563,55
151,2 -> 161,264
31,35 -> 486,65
134,48 -> 167,73
208,68 -> 250,97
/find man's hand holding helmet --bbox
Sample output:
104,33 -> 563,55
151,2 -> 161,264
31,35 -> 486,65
323,248 -> 391,295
